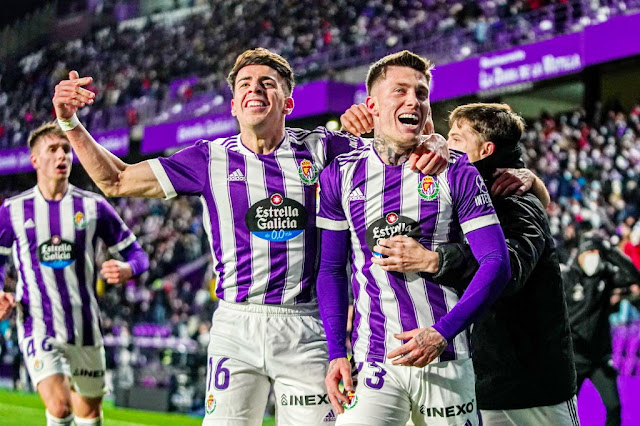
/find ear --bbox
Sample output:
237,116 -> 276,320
283,97 -> 294,115
365,96 -> 379,117
480,141 -> 495,159
30,152 -> 38,170
230,99 -> 237,117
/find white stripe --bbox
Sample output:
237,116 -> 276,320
275,145 -> 306,305
61,196 -> 82,345
209,143 -> 238,302
84,196 -> 101,345
362,155 -> 387,359
148,159 -> 177,199
460,214 -> 500,234
0,246 -> 11,255
35,195 -> 67,340
200,197 -> 219,284
400,167 -> 426,334
432,172 -> 453,250
107,233 -> 136,255
316,217 -> 349,231
245,149 -> 270,304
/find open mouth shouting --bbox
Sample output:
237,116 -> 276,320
398,113 -> 420,130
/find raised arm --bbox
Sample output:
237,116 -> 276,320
53,71 -> 163,198
491,168 -> 550,208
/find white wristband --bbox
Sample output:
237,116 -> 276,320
57,114 -> 81,131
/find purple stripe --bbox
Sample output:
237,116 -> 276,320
23,199 -> 55,337
227,152 -> 253,302
348,161 -> 367,356
384,167 -> 419,338
262,156 -> 289,305
73,196 -> 94,346
295,152 -> 318,304
352,160 -> 387,362
14,202 -> 33,338
426,173 -> 455,361
48,201 -> 75,344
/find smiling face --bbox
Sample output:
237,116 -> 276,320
230,64 -> 293,135
31,134 -> 73,183
366,66 -> 431,149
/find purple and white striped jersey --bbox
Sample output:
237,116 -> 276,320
0,185 -> 140,346
148,127 -> 360,306
316,145 -> 500,363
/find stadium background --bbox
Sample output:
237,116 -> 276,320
1,0 -> 640,424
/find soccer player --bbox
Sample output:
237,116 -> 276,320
0,121 -> 149,426
316,51 -> 511,425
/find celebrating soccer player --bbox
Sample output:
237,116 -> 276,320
0,122 -> 149,426
316,51 -> 511,425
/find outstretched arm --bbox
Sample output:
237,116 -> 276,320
53,71 -> 164,198
491,168 -> 550,208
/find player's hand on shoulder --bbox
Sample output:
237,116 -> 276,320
100,259 -> 133,284
340,103 -> 373,136
0,291 -> 15,320
387,327 -> 447,368
325,357 -> 353,415
53,70 -> 95,120
410,133 -> 449,175
491,168 -> 534,197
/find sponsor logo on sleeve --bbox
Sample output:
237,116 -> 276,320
473,175 -> 492,206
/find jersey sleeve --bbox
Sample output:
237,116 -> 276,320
448,153 -> 500,233
0,202 -> 14,258
0,202 -> 13,291
316,160 -> 348,231
95,198 -> 138,255
147,140 -> 210,199
324,129 -> 364,164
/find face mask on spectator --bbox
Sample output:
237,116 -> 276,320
581,253 -> 601,277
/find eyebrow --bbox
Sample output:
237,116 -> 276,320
236,75 -> 277,85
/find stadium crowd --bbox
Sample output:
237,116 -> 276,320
0,0 -> 634,149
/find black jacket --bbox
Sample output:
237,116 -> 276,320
432,151 -> 577,410
561,237 -> 640,376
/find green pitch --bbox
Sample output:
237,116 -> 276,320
0,388 -> 276,426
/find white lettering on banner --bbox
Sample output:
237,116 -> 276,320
479,53 -> 582,90
97,134 -> 129,152
479,50 -> 527,69
176,118 -> 237,144
0,151 -> 31,173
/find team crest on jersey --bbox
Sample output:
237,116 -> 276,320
343,391 -> 358,410
418,176 -> 439,201
38,235 -> 76,269
33,359 -> 44,372
298,159 -> 319,185
74,212 -> 87,230
205,393 -> 217,414
245,193 -> 308,242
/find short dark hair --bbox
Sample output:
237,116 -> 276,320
449,103 -> 525,148
366,50 -> 433,94
27,121 -> 68,151
226,48 -> 295,97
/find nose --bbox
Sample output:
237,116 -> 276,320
248,80 -> 264,94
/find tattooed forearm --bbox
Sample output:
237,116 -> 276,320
373,136 -> 414,166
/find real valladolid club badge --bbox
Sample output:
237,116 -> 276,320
74,211 -> 87,230
298,159 -> 319,185
418,176 -> 439,200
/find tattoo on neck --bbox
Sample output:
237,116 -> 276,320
373,136 -> 414,166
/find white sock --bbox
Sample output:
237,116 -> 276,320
74,414 -> 103,426
45,410 -> 74,426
